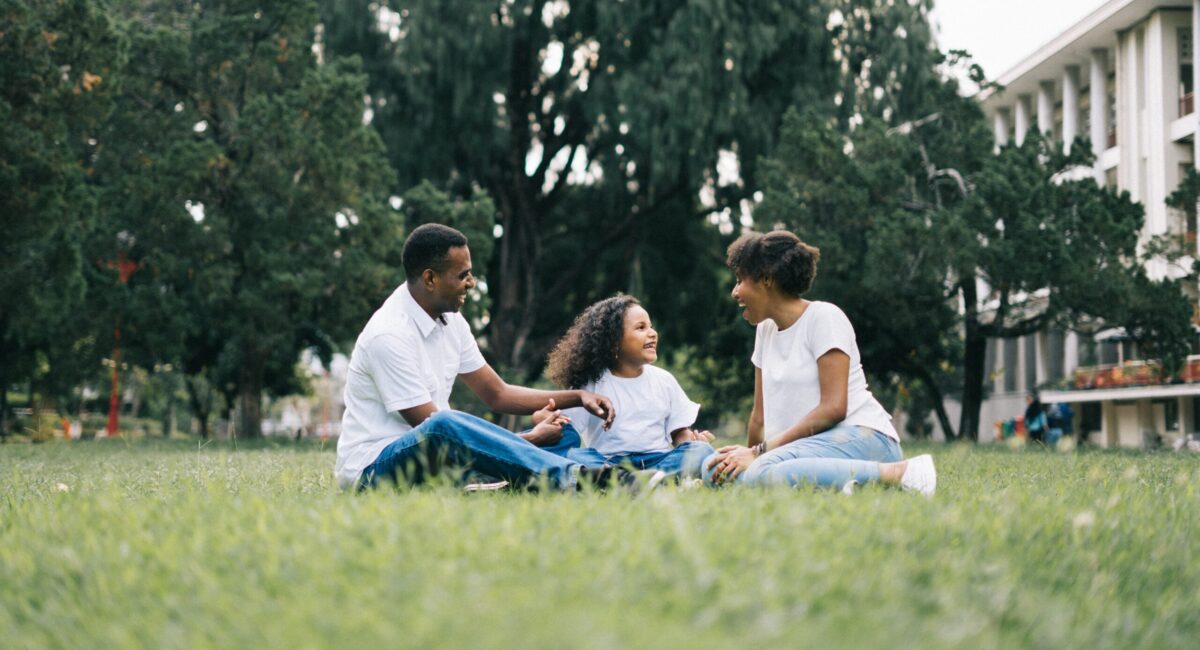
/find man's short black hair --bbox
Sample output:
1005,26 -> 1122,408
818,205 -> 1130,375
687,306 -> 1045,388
402,223 -> 469,280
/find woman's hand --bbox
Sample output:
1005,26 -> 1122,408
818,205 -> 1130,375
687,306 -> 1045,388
706,445 -> 758,484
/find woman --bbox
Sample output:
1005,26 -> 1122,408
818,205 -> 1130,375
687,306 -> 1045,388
706,230 -> 936,495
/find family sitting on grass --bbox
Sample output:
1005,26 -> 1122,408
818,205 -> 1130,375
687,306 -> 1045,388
335,223 -> 936,496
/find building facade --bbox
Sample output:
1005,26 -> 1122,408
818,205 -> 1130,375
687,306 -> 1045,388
960,0 -> 1200,447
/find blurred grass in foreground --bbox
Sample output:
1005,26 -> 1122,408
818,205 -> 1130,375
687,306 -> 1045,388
1,440 -> 1198,648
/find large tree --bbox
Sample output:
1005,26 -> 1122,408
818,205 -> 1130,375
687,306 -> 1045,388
88,0 -> 398,437
319,0 -> 942,380
0,0 -> 123,434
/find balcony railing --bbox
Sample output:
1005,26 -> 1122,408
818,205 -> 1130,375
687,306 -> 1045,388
1073,356 -> 1200,390
1182,92 -> 1196,118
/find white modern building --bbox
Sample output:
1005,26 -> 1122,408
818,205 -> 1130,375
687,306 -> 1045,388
961,0 -> 1200,447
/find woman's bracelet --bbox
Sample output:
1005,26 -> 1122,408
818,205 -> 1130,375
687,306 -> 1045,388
752,441 -> 767,457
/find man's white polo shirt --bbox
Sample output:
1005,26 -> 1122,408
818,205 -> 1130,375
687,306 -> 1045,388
335,282 -> 486,488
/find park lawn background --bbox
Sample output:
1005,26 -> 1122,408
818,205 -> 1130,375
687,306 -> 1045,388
1,440 -> 1197,649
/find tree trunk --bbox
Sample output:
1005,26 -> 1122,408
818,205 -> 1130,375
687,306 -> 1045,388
958,275 -> 985,442
237,359 -> 264,439
186,376 -> 210,439
909,364 -> 957,440
161,374 -> 175,437
491,205 -> 540,375
0,367 -> 7,439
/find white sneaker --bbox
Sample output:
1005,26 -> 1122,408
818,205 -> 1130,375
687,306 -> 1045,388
841,479 -> 859,496
899,455 -> 936,497
646,470 -> 670,490
463,480 -> 509,492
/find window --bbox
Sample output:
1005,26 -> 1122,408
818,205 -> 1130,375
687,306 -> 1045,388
1025,334 -> 1038,390
1047,330 -> 1065,381
1156,399 -> 1179,432
1181,28 -> 1194,117
1082,402 -> 1102,433
1078,336 -> 1097,367
1004,338 -> 1019,393
1099,341 -> 1119,365
1107,71 -> 1117,147
984,338 -> 996,386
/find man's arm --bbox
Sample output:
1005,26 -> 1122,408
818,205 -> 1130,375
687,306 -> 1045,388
460,364 -> 615,428
398,402 -> 437,428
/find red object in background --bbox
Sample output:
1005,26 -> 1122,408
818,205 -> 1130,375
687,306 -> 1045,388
106,326 -> 121,436
99,252 -> 140,436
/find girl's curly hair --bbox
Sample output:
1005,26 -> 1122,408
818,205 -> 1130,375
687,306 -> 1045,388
546,295 -> 640,388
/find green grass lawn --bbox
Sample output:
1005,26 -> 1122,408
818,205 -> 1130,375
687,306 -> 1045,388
2,440 -> 1197,648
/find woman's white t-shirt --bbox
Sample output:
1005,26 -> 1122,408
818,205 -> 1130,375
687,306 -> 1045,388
751,301 -> 898,441
562,366 -> 700,456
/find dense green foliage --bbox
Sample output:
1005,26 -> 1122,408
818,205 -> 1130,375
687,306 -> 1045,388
0,0 -> 123,429
2,440 -> 1198,647
3,0 -> 1197,441
317,0 -> 947,382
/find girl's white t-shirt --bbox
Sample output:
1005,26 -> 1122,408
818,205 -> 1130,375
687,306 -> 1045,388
751,301 -> 898,441
562,366 -> 700,456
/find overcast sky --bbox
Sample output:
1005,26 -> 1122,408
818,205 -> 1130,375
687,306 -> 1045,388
930,0 -> 1110,81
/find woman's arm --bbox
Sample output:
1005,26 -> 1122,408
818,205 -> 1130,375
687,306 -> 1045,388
708,350 -> 849,483
760,349 -> 848,453
746,367 -> 765,447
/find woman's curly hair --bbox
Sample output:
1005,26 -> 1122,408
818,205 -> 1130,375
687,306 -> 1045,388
546,295 -> 640,388
726,230 -> 821,297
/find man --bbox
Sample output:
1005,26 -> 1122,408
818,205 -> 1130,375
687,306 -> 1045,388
335,223 -> 624,491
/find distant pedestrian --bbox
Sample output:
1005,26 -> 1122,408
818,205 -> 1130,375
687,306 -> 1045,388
1024,392 -> 1047,444
1046,402 -> 1072,448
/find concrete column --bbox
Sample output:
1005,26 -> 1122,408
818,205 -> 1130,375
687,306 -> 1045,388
1062,66 -> 1080,153
1193,0 -> 1199,258
1014,95 -> 1031,146
993,109 -> 1010,151
1194,1 -> 1200,168
1037,80 -> 1056,138
1090,48 -> 1110,183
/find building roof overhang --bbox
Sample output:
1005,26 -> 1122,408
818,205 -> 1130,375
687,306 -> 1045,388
979,0 -> 1190,115
1040,382 -> 1200,403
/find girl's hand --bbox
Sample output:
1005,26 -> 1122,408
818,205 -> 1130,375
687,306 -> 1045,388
524,416 -> 568,446
671,427 -> 715,447
532,398 -> 561,425
706,445 -> 757,484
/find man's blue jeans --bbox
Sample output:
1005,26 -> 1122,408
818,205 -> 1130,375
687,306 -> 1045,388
357,410 -> 581,490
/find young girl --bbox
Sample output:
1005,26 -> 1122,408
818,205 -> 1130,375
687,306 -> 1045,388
544,295 -> 716,476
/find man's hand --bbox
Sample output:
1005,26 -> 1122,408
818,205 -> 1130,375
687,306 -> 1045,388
671,427 -> 715,447
578,390 -> 615,429
705,445 -> 757,485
